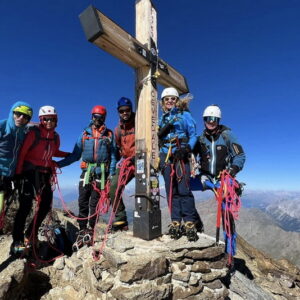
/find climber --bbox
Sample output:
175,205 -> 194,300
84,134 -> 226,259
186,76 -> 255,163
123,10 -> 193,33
10,105 -> 69,256
158,87 -> 203,242
56,105 -> 117,241
109,97 -> 135,232
0,102 -> 33,228
194,104 -> 246,268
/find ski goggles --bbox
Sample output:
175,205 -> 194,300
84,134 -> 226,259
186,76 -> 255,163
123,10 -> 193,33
13,105 -> 33,118
92,114 -> 105,120
13,111 -> 31,120
203,116 -> 220,123
42,117 -> 57,122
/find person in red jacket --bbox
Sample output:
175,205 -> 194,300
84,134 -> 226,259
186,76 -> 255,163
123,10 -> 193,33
109,97 -> 135,231
10,105 -> 69,256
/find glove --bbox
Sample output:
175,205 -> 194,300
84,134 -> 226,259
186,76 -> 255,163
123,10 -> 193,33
228,165 -> 239,177
173,145 -> 191,160
158,123 -> 174,139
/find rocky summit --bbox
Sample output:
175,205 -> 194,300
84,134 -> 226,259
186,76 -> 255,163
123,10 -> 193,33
0,212 -> 299,299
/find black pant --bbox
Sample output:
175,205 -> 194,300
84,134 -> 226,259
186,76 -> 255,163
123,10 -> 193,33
77,171 -> 104,230
159,153 -> 201,224
12,171 -> 52,243
0,175 -> 13,202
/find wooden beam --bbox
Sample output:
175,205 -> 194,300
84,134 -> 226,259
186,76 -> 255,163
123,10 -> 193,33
79,5 -> 189,94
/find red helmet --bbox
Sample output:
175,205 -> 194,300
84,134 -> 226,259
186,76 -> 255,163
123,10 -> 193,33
91,105 -> 106,116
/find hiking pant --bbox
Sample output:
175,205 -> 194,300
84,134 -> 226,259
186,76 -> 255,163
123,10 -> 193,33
12,170 -> 52,243
160,153 -> 201,224
77,171 -> 105,230
109,166 -> 134,224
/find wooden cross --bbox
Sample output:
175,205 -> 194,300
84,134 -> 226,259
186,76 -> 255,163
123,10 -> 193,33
79,0 -> 188,240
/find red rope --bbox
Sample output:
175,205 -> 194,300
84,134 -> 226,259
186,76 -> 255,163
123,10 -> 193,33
168,163 -> 175,213
216,170 -> 241,265
92,157 -> 135,261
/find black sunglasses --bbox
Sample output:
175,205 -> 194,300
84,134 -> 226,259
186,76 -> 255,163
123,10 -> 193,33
42,117 -> 56,122
14,111 -> 30,120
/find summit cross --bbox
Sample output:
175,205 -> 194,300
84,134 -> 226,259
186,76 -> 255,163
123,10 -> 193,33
79,0 -> 188,240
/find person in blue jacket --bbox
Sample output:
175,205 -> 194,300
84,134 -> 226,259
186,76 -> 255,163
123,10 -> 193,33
0,102 -> 33,214
158,87 -> 203,242
57,105 -> 117,238
194,104 -> 246,268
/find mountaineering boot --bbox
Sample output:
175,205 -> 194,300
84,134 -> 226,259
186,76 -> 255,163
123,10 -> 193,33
195,220 -> 204,233
111,220 -> 128,233
168,221 -> 182,240
184,221 -> 199,242
10,241 -> 26,257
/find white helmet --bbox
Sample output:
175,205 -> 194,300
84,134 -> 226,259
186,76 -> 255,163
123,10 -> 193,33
39,105 -> 57,117
161,87 -> 179,100
203,105 -> 221,119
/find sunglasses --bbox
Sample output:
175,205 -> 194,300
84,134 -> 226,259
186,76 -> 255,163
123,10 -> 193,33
43,117 -> 57,122
14,111 -> 30,120
204,116 -> 220,123
119,108 -> 131,114
164,97 -> 178,102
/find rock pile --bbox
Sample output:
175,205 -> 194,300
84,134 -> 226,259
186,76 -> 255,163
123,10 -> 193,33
43,232 -> 230,299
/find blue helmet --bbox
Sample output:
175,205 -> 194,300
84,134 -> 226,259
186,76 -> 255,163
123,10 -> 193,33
117,97 -> 133,110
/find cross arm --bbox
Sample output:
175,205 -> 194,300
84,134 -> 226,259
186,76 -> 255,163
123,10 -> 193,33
79,5 -> 189,94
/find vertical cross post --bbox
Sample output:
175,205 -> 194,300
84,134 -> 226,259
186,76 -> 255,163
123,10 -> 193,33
133,0 -> 161,240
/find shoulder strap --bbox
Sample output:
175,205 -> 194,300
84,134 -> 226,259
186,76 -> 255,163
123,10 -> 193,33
28,126 -> 41,152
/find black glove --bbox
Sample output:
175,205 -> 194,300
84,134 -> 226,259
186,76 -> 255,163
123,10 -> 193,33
174,145 -> 191,160
158,123 -> 174,139
228,165 -> 239,177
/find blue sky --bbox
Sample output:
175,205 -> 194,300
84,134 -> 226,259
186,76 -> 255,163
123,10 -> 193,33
1,0 -> 299,191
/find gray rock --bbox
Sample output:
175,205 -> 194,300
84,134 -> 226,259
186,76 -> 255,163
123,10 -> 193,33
106,236 -> 134,253
201,269 -> 227,282
53,256 -> 65,270
120,255 -> 168,283
173,271 -> 191,282
65,257 -> 83,272
189,274 -> 199,286
172,284 -> 203,299
204,279 -> 223,290
0,259 -> 26,299
191,261 -> 211,273
229,271 -> 275,300
185,246 -> 224,260
110,281 -> 171,300
166,235 -> 215,252
102,248 -> 128,268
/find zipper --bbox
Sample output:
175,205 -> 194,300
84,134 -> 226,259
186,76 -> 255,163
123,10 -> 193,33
210,136 -> 216,175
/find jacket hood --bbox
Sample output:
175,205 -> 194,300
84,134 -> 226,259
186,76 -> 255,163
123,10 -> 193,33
4,101 -> 33,135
